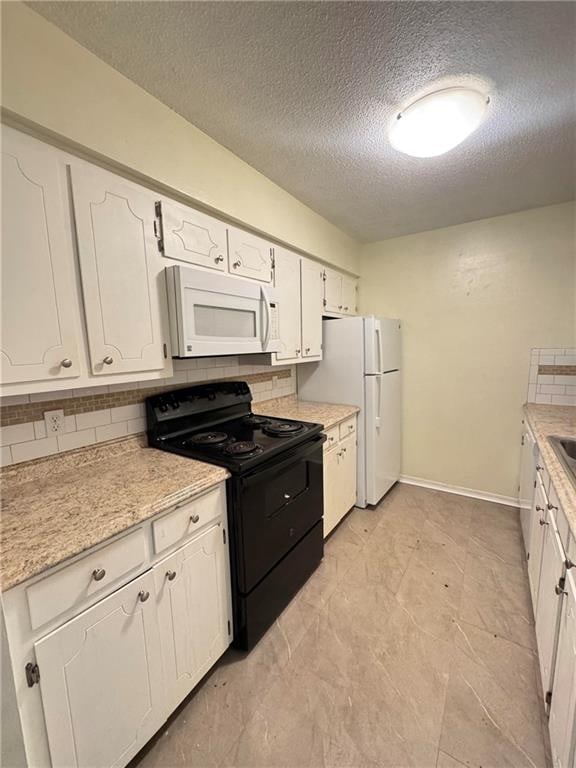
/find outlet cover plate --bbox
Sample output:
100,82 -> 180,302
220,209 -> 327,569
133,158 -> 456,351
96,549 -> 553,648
44,409 -> 65,435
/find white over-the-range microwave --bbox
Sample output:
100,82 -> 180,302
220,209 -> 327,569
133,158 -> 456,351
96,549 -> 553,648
166,265 -> 281,357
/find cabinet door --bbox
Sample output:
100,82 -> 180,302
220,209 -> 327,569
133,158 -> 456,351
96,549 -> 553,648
323,268 -> 342,313
154,523 -> 231,711
528,480 -> 548,607
158,199 -> 227,272
519,427 -> 537,550
274,247 -> 302,361
535,508 -> 566,698
301,258 -> 323,359
341,276 -> 358,315
340,432 -> 358,516
1,129 -> 81,385
34,571 -> 165,768
323,445 -> 341,537
549,570 -> 576,768
71,165 -> 170,376
227,227 -> 273,283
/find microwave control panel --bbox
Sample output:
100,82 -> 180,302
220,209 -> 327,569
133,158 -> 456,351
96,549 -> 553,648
269,302 -> 280,340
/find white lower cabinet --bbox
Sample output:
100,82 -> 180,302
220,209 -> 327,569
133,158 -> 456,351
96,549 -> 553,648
3,483 -> 231,768
323,418 -> 357,537
154,523 -> 232,711
535,508 -> 566,701
34,571 -> 165,768
519,423 -> 537,548
549,570 -> 576,768
527,478 -> 548,607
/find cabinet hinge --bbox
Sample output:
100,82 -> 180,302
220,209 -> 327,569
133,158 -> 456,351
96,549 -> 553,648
322,271 -> 327,282
223,528 -> 227,545
271,252 -> 275,270
545,690 -> 552,706
323,298 -> 327,307
521,435 -> 525,446
154,201 -> 165,254
163,343 -> 168,359
25,662 -> 40,688
227,620 -> 231,636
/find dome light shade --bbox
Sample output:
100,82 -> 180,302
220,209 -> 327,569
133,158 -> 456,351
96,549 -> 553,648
389,87 -> 490,158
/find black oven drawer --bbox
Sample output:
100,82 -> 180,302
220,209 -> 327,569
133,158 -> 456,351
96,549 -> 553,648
233,437 -> 324,593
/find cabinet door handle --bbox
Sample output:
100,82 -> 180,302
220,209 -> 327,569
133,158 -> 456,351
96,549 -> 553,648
536,465 -> 544,472
539,518 -> 549,526
190,514 -> 200,524
92,568 -> 106,582
166,570 -> 177,581
138,590 -> 150,603
103,356 -> 114,365
344,306 -> 349,311
232,260 -> 241,268
338,305 -> 342,310
215,255 -> 224,263
555,584 -> 567,596
305,347 -> 310,353
61,358 -> 73,369
547,503 -> 559,512
535,505 -> 545,512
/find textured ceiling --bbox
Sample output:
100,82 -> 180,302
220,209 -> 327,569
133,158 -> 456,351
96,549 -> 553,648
29,1 -> 576,242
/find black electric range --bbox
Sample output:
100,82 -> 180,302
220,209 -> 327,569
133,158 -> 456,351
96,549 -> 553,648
146,381 -> 325,650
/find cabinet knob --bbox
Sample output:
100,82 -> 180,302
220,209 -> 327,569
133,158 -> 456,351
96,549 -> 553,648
296,349 -> 301,355
348,424 -> 354,431
539,518 -> 549,526
547,503 -> 559,512
566,558 -> 574,570
305,347 -> 310,353
342,446 -> 347,453
215,255 -> 224,263
61,358 -> 73,369
555,584 -> 567,596
103,356 -> 114,365
92,568 -> 106,582
166,570 -> 177,581
190,514 -> 200,524
138,590 -> 150,603
232,260 -> 241,268
535,505 -> 545,512
338,305 -> 342,310
536,465 -> 544,472
344,306 -> 349,311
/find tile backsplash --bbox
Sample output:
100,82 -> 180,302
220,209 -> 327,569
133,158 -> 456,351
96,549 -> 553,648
0,358 -> 296,466
527,348 -> 576,405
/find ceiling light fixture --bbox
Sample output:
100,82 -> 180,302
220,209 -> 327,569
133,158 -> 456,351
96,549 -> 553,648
389,86 -> 490,158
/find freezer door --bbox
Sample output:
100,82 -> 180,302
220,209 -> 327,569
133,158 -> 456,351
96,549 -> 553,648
364,317 -> 401,374
364,371 -> 401,505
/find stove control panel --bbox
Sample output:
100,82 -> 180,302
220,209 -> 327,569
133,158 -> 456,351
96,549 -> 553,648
269,302 -> 280,342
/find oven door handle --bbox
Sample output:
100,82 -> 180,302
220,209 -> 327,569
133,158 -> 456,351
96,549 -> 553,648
261,286 -> 271,351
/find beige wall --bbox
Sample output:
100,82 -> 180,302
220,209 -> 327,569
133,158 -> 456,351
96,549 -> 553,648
360,202 -> 576,499
1,3 -> 359,273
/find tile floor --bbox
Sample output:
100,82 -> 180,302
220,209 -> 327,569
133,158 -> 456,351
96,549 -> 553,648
133,483 -> 549,768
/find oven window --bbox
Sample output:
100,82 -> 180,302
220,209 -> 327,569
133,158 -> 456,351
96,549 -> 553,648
194,305 -> 257,338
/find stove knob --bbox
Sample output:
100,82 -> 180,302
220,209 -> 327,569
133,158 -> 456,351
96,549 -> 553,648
159,403 -> 168,413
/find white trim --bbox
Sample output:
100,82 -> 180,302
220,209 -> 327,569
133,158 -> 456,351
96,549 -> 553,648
399,475 -> 518,508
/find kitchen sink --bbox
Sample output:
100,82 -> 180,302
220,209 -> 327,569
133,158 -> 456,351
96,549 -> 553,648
549,436 -> 576,485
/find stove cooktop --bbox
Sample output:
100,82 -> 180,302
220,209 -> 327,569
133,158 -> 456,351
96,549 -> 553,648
146,382 -> 324,473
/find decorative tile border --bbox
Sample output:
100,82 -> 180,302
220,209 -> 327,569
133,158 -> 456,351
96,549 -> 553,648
528,349 -> 576,406
0,359 -> 296,466
0,369 -> 291,428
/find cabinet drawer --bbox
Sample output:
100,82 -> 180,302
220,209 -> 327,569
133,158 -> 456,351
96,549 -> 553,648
339,417 -> 356,441
323,426 -> 339,452
152,484 -> 225,554
26,528 -> 147,630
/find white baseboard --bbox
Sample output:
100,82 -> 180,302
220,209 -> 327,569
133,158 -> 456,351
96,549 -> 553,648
399,475 -> 518,508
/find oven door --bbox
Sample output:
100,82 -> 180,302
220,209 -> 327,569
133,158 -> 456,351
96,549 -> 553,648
167,265 -> 280,356
231,437 -> 324,594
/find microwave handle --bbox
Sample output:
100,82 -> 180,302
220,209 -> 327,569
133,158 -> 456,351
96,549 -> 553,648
261,286 -> 271,350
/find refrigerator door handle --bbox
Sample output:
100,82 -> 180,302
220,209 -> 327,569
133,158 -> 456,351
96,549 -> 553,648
375,321 -> 383,374
375,374 -> 382,430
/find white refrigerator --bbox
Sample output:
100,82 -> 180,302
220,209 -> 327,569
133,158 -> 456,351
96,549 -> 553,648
298,316 -> 401,508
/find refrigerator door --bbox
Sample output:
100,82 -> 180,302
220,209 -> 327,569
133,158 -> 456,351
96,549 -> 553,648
364,371 -> 401,505
364,317 -> 401,374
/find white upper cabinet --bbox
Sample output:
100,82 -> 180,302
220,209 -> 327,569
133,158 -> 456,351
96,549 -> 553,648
300,258 -> 323,359
156,199 -> 227,272
341,275 -> 358,315
227,226 -> 274,283
1,128 -> 81,386
34,571 -> 165,768
323,267 -> 358,315
71,165 -> 171,376
274,247 -> 302,361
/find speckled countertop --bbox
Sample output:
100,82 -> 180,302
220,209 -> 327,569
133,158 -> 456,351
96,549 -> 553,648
524,403 -> 576,541
0,437 -> 228,592
254,395 -> 359,431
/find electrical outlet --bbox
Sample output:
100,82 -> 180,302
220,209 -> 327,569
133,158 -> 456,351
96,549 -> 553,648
44,409 -> 65,435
